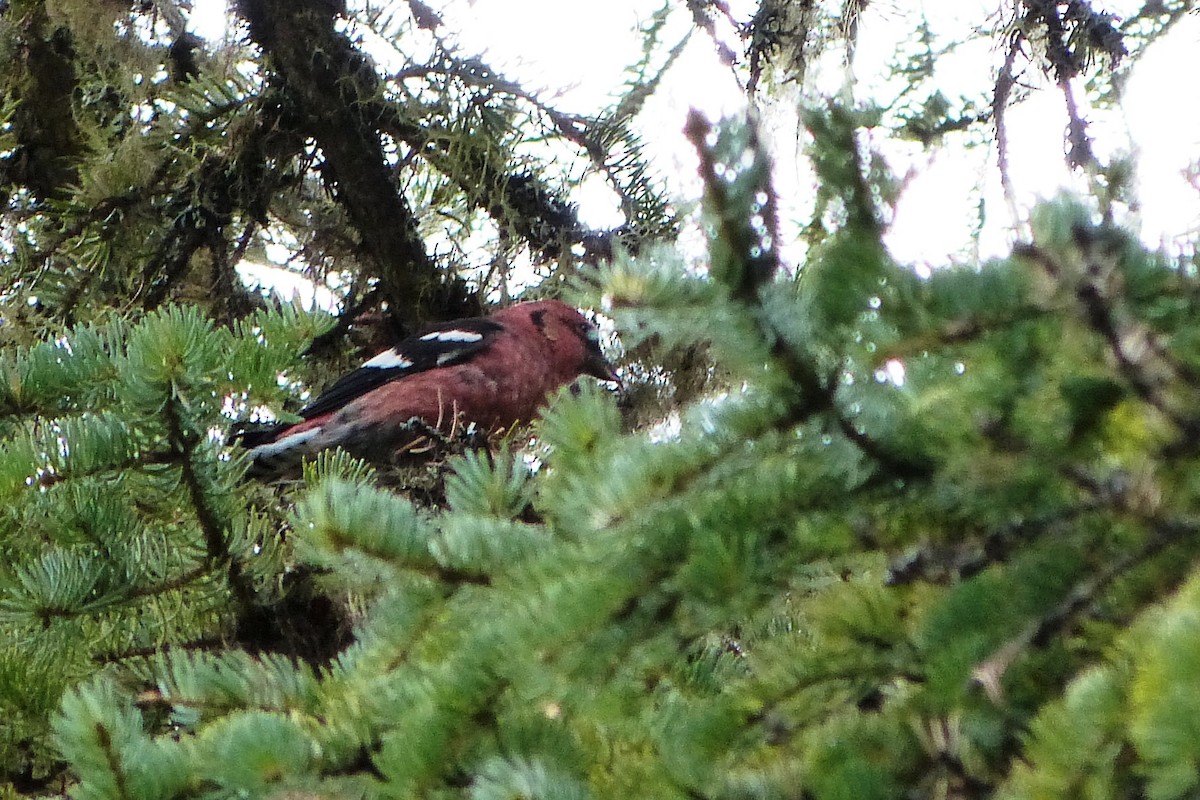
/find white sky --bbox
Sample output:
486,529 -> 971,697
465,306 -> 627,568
856,1 -> 1200,265
193,0 -> 1200,296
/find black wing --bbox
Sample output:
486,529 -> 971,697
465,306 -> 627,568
297,318 -> 505,420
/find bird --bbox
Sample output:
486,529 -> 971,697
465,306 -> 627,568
241,299 -> 620,474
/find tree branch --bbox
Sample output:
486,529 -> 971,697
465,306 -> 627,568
162,387 -> 255,607
236,0 -> 441,323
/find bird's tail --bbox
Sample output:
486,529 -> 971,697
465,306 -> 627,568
229,422 -> 307,478
229,422 -> 288,449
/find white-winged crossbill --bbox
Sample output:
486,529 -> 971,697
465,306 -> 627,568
242,299 -> 619,473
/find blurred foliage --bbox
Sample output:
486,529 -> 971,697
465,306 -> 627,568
38,106 -> 1200,799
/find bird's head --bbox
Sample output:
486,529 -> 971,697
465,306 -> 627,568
499,299 -> 621,385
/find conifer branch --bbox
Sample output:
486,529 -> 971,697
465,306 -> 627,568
386,9 -> 678,258
373,103 -> 621,265
32,450 -> 180,490
1074,281 -> 1173,415
96,635 -> 225,665
684,110 -> 825,414
236,0 -> 442,323
994,36 -> 1022,230
96,722 -> 131,800
408,563 -> 493,588
972,503 -> 1200,704
34,193 -> 153,320
133,688 -> 294,717
832,403 -> 934,480
1026,528 -> 1189,651
1020,237 -> 1199,440
886,502 -> 1099,586
139,111 -> 294,312
876,304 -> 1058,359
120,564 -> 214,604
685,111 -> 929,477
162,388 -> 255,608
684,110 -> 779,302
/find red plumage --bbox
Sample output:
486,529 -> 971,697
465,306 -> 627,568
243,299 -> 619,473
